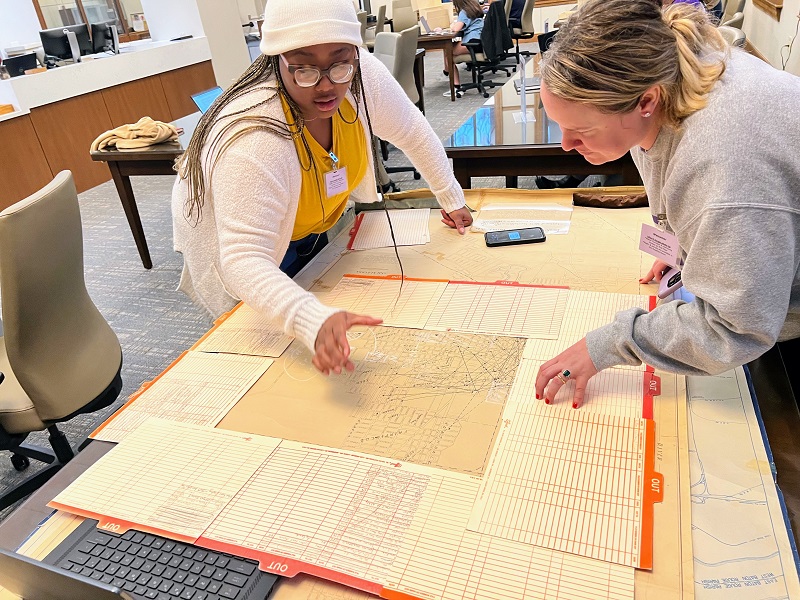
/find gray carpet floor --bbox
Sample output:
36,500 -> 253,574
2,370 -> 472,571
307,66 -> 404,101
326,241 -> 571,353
1,40 -> 602,521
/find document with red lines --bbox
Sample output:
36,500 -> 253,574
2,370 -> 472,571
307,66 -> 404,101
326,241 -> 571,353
91,351 -> 273,443
51,419 -> 283,541
349,209 -> 431,250
194,303 -> 293,357
468,397 -> 662,569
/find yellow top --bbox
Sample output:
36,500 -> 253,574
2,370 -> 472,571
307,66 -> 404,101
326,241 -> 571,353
281,95 -> 368,241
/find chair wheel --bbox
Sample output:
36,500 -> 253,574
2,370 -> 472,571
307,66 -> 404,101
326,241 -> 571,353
413,171 -> 421,180
483,92 -> 490,98
11,454 -> 30,472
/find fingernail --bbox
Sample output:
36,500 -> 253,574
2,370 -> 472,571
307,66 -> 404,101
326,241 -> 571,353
535,393 -> 540,399
572,402 -> 578,409
544,398 -> 550,405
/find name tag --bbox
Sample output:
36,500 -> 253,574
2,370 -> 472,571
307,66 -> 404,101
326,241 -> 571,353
324,166 -> 348,197
639,223 -> 680,267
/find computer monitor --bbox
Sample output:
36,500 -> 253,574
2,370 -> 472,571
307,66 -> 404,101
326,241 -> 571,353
91,20 -> 120,54
39,24 -> 92,63
2,53 -> 38,77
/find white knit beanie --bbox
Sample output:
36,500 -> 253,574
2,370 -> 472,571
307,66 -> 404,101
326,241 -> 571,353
260,0 -> 363,56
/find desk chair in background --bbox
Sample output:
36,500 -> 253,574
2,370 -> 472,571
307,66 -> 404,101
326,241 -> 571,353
718,24 -> 746,47
720,0 -> 745,27
509,0 -> 535,63
457,1 -> 514,98
373,27 -> 422,184
357,10 -> 369,44
0,171 -> 123,511
391,3 -> 418,33
365,3 -> 387,50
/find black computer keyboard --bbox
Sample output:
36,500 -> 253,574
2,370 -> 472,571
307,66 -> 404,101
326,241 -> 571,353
44,518 -> 278,600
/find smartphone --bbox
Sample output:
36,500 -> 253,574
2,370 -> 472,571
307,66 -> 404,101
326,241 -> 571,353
657,267 -> 683,299
485,227 -> 546,247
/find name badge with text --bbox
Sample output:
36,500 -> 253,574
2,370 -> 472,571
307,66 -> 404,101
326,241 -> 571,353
325,167 -> 348,197
639,223 -> 680,267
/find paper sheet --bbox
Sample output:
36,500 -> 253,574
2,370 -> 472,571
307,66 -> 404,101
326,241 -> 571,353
201,440 -> 477,590
472,203 -> 574,235
52,420 -> 283,541
318,275 -> 448,329
687,368 -> 800,598
91,351 -> 273,442
349,209 -> 431,250
469,398 -> 658,568
194,303 -> 293,357
50,419 -> 634,600
384,475 -> 634,600
320,275 -> 570,339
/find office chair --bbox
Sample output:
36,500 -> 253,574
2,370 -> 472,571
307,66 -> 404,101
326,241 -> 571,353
0,171 -> 123,511
365,4 -> 387,51
717,25 -> 746,47
373,28 -> 422,182
456,2 -> 514,98
509,0 -> 535,62
357,10 -> 369,44
719,0 -> 744,25
391,5 -> 418,33
721,11 -> 744,28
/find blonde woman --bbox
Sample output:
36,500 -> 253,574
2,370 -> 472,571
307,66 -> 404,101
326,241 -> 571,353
172,0 -> 472,375
534,0 -> 800,407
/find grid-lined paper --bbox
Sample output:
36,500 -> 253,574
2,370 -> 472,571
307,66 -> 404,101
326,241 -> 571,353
511,352 -> 646,419
350,209 -> 431,250
202,440 -> 474,584
92,351 -> 272,442
425,283 -> 569,339
469,400 -> 650,567
320,275 -> 569,339
194,303 -> 293,357
319,276 -> 448,328
52,420 -> 281,539
385,475 -> 634,600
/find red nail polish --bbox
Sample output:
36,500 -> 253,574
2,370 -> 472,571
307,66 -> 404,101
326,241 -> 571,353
535,393 -> 540,400
572,402 -> 578,409
544,398 -> 550,405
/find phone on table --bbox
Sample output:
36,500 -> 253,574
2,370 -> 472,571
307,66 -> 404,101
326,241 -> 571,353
484,227 -> 546,247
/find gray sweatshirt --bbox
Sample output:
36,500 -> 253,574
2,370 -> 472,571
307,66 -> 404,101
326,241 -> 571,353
586,50 -> 800,376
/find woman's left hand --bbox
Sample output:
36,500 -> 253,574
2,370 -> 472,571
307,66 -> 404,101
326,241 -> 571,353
440,207 -> 473,234
534,338 -> 599,409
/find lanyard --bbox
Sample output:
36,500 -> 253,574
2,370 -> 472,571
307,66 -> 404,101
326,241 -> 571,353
328,150 -> 339,172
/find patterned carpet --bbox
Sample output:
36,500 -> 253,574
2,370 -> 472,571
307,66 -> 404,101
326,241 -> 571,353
1,40 -> 598,521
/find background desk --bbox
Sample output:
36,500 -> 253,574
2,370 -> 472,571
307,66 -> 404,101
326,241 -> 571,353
443,65 -> 640,188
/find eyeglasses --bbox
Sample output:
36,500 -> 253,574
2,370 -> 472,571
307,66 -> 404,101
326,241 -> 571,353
279,54 -> 358,87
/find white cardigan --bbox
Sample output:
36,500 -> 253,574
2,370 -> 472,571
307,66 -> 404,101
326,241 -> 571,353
172,48 -> 466,353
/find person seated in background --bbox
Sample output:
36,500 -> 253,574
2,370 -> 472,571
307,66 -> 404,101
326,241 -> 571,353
172,0 -> 472,376
442,0 -> 485,89
533,0 -> 800,408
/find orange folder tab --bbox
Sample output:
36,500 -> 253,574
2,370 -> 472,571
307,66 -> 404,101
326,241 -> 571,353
638,418 -> 664,570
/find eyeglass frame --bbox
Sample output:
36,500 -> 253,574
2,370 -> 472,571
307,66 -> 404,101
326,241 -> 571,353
278,52 -> 360,88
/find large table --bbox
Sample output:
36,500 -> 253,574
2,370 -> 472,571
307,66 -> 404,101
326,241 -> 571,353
1,189 -> 798,600
417,33 -> 457,102
443,67 -> 640,188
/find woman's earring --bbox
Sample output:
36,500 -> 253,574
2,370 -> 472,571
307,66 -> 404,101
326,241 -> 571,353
644,112 -> 652,118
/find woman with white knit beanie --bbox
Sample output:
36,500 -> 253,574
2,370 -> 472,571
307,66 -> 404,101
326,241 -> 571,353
172,0 -> 471,375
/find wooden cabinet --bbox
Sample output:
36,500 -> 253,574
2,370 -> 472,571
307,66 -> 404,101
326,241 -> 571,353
1,60 -> 214,199
0,115 -> 56,211
159,61 -> 217,120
